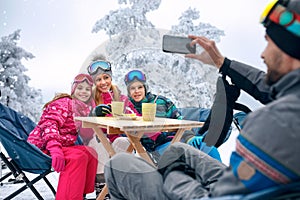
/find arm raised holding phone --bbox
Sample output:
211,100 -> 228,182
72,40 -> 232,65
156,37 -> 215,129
185,35 -> 225,68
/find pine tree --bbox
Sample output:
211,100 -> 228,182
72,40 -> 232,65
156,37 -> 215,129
0,30 -> 43,122
90,0 -> 225,108
92,0 -> 161,38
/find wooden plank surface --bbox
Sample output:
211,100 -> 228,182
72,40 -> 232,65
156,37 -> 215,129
76,117 -> 203,132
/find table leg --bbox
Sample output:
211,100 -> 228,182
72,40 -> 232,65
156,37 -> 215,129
171,128 -> 189,143
125,131 -> 155,166
92,126 -> 116,157
96,185 -> 108,200
126,144 -> 134,153
82,122 -> 117,157
91,126 -> 115,200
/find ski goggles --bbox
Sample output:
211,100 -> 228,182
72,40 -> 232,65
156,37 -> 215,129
124,70 -> 146,86
73,73 -> 93,86
87,60 -> 111,75
260,0 -> 300,37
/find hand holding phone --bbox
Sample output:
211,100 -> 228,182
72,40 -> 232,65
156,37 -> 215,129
162,35 -> 196,54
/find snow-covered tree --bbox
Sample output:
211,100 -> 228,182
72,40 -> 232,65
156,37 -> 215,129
90,1 -> 225,108
0,30 -> 43,122
92,0 -> 161,39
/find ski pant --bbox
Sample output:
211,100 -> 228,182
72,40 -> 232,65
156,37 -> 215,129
55,145 -> 98,200
104,142 -> 226,200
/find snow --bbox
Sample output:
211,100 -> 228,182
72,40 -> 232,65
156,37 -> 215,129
0,170 -> 59,200
0,168 -> 96,200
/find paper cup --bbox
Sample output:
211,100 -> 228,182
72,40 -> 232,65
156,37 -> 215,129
142,103 -> 157,121
112,101 -> 124,116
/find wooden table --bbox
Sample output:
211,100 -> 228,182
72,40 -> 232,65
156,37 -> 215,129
75,116 -> 203,200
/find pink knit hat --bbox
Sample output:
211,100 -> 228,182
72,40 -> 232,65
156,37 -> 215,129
71,73 -> 94,95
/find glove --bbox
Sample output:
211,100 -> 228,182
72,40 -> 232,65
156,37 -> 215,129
47,144 -> 65,172
89,104 -> 112,117
188,136 -> 204,149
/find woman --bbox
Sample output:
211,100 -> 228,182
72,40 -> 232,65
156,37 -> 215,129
87,59 -> 138,198
87,60 -> 137,119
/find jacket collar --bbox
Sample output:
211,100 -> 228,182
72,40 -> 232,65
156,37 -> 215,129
129,92 -> 155,113
270,68 -> 300,100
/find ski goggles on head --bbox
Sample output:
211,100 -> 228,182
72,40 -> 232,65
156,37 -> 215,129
87,60 -> 111,75
124,70 -> 146,86
73,74 -> 93,86
260,0 -> 300,37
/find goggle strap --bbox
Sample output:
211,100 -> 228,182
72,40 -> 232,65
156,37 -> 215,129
73,77 -> 93,86
73,74 -> 93,85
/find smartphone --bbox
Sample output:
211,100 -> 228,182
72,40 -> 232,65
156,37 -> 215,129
162,35 -> 196,54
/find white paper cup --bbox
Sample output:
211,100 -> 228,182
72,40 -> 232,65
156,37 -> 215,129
112,101 -> 124,116
142,103 -> 157,121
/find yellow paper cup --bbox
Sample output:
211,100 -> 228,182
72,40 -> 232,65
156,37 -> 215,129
111,101 -> 124,116
142,103 -> 157,121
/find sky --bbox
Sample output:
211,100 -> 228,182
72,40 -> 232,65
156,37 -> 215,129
0,0 -> 271,108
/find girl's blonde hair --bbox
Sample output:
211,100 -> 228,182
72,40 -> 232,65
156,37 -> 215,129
93,84 -> 121,105
43,93 -> 72,108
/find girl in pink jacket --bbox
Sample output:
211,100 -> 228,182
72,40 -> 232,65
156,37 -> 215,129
71,73 -> 96,145
27,74 -> 98,200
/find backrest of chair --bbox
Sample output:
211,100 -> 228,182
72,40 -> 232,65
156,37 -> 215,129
0,103 -> 51,174
0,103 -> 36,140
178,107 -> 210,134
178,107 -> 211,121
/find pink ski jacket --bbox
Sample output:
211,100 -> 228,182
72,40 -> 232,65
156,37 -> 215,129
28,97 -> 77,153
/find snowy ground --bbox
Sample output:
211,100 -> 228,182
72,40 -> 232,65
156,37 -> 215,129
0,170 -> 59,200
0,127 -> 238,200
0,168 -> 96,200
0,143 -> 98,200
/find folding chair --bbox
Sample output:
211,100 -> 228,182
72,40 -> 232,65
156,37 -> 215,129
0,103 -> 56,200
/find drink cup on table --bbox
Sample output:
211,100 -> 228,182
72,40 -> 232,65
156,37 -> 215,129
142,103 -> 157,121
111,101 -> 125,117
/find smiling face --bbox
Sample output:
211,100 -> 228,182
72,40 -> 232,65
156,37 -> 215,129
128,81 -> 146,102
73,81 -> 92,103
94,73 -> 112,93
